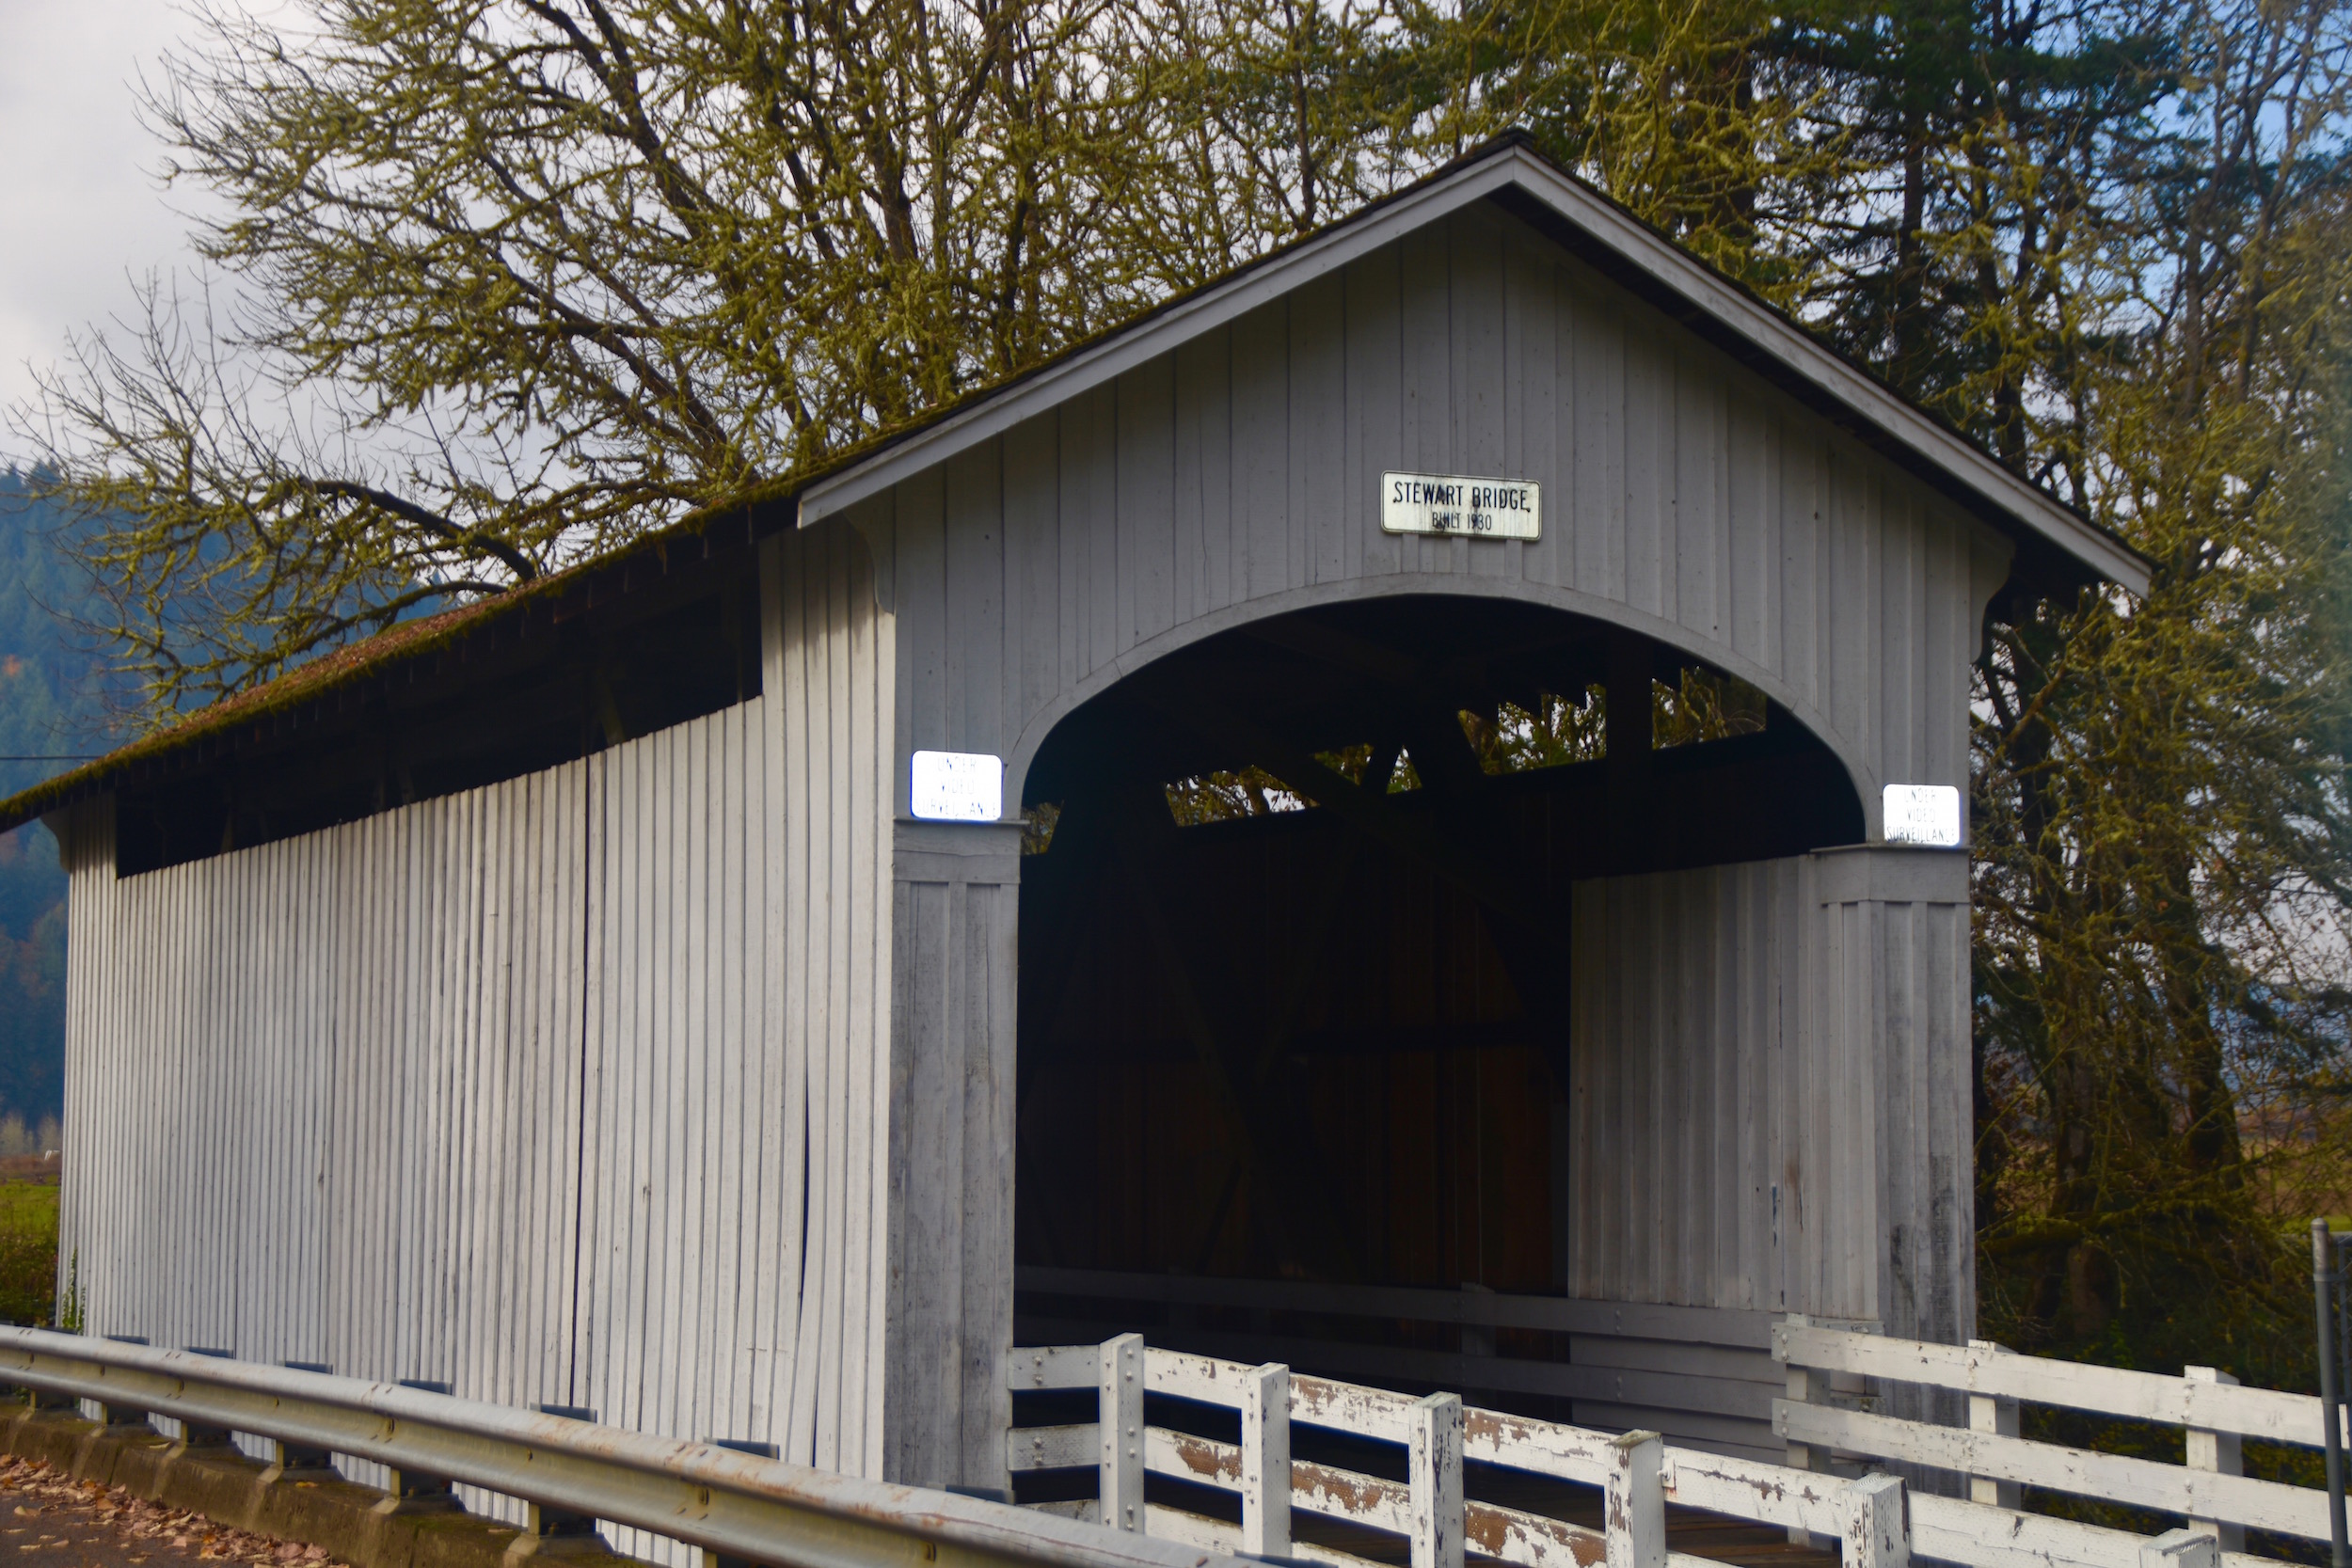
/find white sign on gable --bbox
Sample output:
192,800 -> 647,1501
1382,472 -> 1541,540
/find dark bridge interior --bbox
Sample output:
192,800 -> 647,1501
1012,594 -> 1860,1392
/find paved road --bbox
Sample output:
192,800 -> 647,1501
0,1457 -> 342,1568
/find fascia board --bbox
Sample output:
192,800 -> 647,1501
800,145 -> 2150,595
1486,157 -> 2149,594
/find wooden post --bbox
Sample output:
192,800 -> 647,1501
1780,1315 -> 1820,1545
2139,1528 -> 2219,1568
1604,1430 -> 1664,1568
1241,1363 -> 1291,1558
1099,1334 -> 1144,1534
1967,1340 -> 2022,1509
1841,1474 -> 1908,1568
1409,1392 -> 1464,1568
2185,1367 -> 2245,1553
1461,1283 -> 1495,1360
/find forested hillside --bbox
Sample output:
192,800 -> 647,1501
0,472 -> 111,1131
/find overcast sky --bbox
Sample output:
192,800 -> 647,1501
0,0 -> 213,436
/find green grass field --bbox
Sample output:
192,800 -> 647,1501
0,1181 -> 58,1325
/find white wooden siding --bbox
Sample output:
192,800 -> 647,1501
1564,849 -> 1972,1450
53,520 -> 898,1543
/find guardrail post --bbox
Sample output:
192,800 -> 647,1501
179,1349 -> 236,1446
268,1363 -> 337,1471
1099,1334 -> 1144,1534
1840,1473 -> 1908,1568
2183,1367 -> 2244,1553
385,1379 -> 456,1508
1410,1392 -> 1464,1568
96,1336 -> 151,1431
1603,1429 -> 1663,1568
2139,1527 -> 2219,1568
698,1441 -> 780,1568
1241,1362 -> 1290,1558
1966,1340 -> 2021,1509
525,1405 -> 607,1541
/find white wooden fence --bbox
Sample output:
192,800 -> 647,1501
1777,1320 -> 2343,1568
1009,1323 -> 2348,1568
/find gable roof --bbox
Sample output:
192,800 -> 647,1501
800,133 -> 2146,594
0,133 -> 2146,842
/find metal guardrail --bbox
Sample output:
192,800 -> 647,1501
0,1326 -> 1248,1568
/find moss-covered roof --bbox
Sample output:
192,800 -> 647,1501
0,495 -> 787,836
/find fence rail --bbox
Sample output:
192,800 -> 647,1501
1015,1326 -> 2348,1568
1014,1267 -> 1789,1453
1775,1318 -> 2344,1559
1007,1336 -> 1903,1568
0,1327 -> 1244,1568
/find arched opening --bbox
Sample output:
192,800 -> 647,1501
1011,594 -> 1862,1441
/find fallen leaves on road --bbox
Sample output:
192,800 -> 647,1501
0,1460 -> 348,1567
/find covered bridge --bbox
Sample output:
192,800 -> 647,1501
0,135 -> 2145,1500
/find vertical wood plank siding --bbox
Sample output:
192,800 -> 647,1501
1563,851 -> 1972,1450
872,200 -> 2010,825
884,821 -> 1022,1490
52,520 -> 897,1538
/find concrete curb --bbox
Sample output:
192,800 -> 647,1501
0,1407 -> 652,1568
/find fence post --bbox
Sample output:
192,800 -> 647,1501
1841,1474 -> 1908,1568
1241,1362 -> 1291,1558
1409,1392 -> 1464,1568
1779,1315 -> 1818,1473
2182,1367 -> 2244,1552
1099,1334 -> 1145,1534
2139,1528 -> 2219,1568
1966,1340 -> 2021,1509
1604,1430 -> 1664,1568
1777,1316 -> 1820,1545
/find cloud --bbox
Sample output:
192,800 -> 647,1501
0,0 -> 215,423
